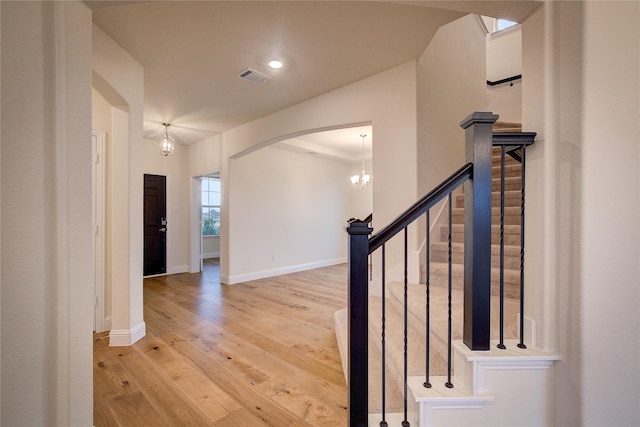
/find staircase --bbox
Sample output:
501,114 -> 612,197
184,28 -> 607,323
425,125 -> 524,298
337,114 -> 559,426
350,128 -> 524,416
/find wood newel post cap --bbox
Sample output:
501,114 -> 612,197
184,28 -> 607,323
459,111 -> 499,129
346,220 -> 373,236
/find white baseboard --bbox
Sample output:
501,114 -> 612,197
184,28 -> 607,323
94,315 -> 112,334
225,257 -> 346,285
168,265 -> 188,274
144,265 -> 189,277
108,321 -> 146,346
203,252 -> 220,259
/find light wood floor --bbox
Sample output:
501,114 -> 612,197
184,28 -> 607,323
94,259 -> 349,426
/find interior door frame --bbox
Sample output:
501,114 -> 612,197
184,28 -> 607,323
92,130 -> 106,332
189,170 -> 220,273
143,173 -> 168,276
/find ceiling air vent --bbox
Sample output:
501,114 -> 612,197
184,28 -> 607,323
237,68 -> 271,84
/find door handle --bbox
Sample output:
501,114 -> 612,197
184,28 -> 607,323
159,227 -> 167,232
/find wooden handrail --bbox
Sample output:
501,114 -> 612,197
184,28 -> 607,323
492,132 -> 536,146
493,132 -> 536,163
368,163 -> 472,253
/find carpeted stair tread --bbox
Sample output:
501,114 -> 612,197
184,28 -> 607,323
386,282 -> 520,355
455,190 -> 522,208
441,224 -> 521,245
422,262 -> 521,298
492,176 -> 521,191
369,296 -> 448,377
493,122 -> 523,133
430,241 -> 522,270
492,151 -> 521,163
335,307 -> 405,413
368,293 -> 450,414
452,207 -> 522,225
368,296 -> 449,415
492,163 -> 521,178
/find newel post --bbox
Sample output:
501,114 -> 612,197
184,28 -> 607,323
460,112 -> 498,351
346,220 -> 373,426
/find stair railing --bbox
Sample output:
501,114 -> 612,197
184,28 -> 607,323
346,112 -> 535,426
491,132 -> 536,349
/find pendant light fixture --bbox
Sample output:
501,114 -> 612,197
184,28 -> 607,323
159,123 -> 175,156
350,133 -> 371,188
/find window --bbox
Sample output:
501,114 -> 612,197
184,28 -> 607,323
496,19 -> 517,32
201,176 -> 220,236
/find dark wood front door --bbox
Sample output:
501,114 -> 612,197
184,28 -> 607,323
144,174 -> 167,276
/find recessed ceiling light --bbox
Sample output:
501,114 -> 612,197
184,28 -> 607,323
268,60 -> 283,69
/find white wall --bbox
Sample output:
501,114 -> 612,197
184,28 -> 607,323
418,14 -> 487,194
227,146 -> 349,282
523,5 -> 582,423
486,25 -> 522,123
580,2 -> 639,425
221,62 -> 418,284
189,134 -> 222,177
1,1 -> 93,425
486,25 -> 522,82
203,236 -> 220,258
143,139 -> 190,273
523,2 -> 640,425
93,23 -> 146,346
487,80 -> 522,124
417,14 -> 488,245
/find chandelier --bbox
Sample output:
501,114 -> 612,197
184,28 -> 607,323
350,133 -> 371,187
159,123 -> 175,156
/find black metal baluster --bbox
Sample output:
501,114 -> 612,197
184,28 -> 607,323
402,228 -> 410,427
445,193 -> 454,389
518,145 -> 527,349
498,145 -> 506,350
380,244 -> 388,427
424,211 -> 432,389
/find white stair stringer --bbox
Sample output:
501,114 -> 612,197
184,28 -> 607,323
408,340 -> 561,427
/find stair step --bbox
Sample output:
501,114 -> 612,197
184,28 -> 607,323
492,146 -> 521,157
408,375 -> 495,405
450,176 -> 522,192
452,207 -> 521,225
422,262 -> 521,299
493,123 -> 523,133
366,283 -> 519,412
385,288 -> 452,364
493,176 -> 521,191
368,412 -> 418,427
408,341 -> 561,427
386,282 -> 520,351
335,306 -> 406,414
370,296 -> 448,379
368,296 -> 446,414
455,190 -> 522,208
492,163 -> 521,178
492,149 -> 521,164
441,224 -> 521,246
430,242 -> 521,270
